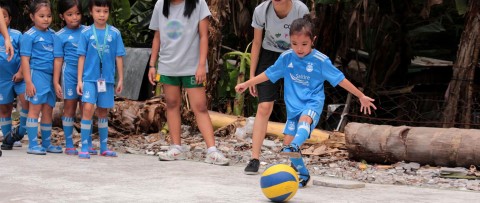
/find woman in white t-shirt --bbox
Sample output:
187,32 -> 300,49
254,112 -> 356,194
148,0 -> 229,166
245,0 -> 309,175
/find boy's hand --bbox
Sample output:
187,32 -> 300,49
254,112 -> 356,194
25,82 -> 36,97
359,95 -> 377,115
116,80 -> 123,94
76,81 -> 83,96
54,83 -> 63,99
12,72 -> 24,82
195,65 -> 206,84
5,40 -> 13,62
248,74 -> 257,97
235,83 -> 248,93
148,68 -> 156,85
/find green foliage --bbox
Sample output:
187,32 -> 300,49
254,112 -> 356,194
455,0 -> 468,15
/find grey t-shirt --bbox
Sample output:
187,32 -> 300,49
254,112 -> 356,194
149,0 -> 211,76
252,0 -> 309,53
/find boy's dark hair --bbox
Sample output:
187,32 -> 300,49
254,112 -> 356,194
58,0 -> 82,15
29,0 -> 51,15
88,0 -> 111,11
163,0 -> 199,19
0,1 -> 11,17
289,14 -> 315,40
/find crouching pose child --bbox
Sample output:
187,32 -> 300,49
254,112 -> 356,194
76,0 -> 125,159
235,15 -> 377,187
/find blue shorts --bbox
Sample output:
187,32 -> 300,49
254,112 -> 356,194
0,80 -> 25,104
62,64 -> 80,100
25,70 -> 55,107
283,109 -> 321,136
81,81 -> 114,108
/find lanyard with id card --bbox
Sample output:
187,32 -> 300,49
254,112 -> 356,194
92,25 -> 109,93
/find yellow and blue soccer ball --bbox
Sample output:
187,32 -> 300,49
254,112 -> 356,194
260,164 -> 299,202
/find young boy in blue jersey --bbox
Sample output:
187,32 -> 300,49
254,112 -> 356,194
76,0 -> 125,159
236,15 -> 377,187
21,0 -> 63,155
0,2 -> 30,150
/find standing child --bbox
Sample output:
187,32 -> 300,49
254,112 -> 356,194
148,0 -> 230,165
236,15 -> 377,187
0,2 -> 29,150
21,0 -> 63,155
54,0 -> 89,155
76,0 -> 124,159
245,0 -> 309,175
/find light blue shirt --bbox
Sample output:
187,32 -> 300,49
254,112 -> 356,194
0,28 -> 22,80
56,25 -> 84,68
77,25 -> 126,84
265,49 -> 345,119
20,27 -> 60,74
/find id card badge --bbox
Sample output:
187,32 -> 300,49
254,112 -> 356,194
97,78 -> 107,93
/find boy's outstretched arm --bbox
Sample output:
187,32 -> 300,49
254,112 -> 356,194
235,72 -> 269,93
338,79 -> 377,115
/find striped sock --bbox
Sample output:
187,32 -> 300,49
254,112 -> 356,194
80,120 -> 92,153
0,117 -> 12,137
98,118 -> 108,152
290,157 -> 309,176
88,124 -> 93,149
40,123 -> 52,148
26,118 -> 39,148
18,109 -> 28,135
62,117 -> 74,148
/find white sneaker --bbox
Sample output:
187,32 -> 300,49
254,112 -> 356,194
204,151 -> 230,166
158,146 -> 186,161
13,141 -> 22,147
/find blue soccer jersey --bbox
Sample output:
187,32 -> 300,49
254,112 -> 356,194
0,28 -> 22,80
265,49 -> 345,119
56,25 -> 84,69
77,25 -> 126,84
20,27 -> 60,74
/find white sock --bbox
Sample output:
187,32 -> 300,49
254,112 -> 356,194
207,146 -> 217,154
172,144 -> 183,151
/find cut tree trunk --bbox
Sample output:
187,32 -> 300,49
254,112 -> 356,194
442,1 -> 480,128
345,122 -> 480,167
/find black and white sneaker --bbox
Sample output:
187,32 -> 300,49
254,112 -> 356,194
299,174 -> 311,188
244,159 -> 260,175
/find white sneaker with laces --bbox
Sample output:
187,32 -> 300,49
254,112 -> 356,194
204,151 -> 230,166
158,146 -> 186,161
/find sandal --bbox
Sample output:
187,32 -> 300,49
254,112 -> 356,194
88,148 -> 98,155
100,150 -> 117,157
45,145 -> 63,153
27,145 -> 46,155
78,152 -> 90,159
64,148 -> 79,155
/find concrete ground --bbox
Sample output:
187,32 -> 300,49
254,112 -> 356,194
1,148 -> 479,203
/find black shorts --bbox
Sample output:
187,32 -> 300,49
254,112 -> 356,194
255,48 -> 283,103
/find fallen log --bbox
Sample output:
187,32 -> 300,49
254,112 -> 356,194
345,122 -> 480,167
209,111 -> 338,145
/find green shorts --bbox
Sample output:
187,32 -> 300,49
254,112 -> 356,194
159,75 -> 205,88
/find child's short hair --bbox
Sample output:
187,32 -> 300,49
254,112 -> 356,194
29,0 -> 51,15
0,1 -> 11,17
58,0 -> 82,15
290,14 -> 315,40
88,0 -> 111,11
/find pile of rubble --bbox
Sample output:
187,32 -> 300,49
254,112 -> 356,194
26,126 -> 480,192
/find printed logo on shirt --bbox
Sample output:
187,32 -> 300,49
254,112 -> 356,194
165,20 -> 184,40
306,62 -> 313,72
290,73 -> 310,86
38,37 -> 45,41
91,43 -> 110,54
33,95 -> 38,101
90,35 -> 95,40
67,89 -> 73,96
288,62 -> 294,68
107,35 -> 112,42
288,121 -> 295,131
84,91 -> 90,99
68,35 -> 74,40
42,44 -> 54,52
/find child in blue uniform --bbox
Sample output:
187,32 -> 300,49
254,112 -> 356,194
0,2 -> 29,150
76,0 -> 125,159
21,0 -> 63,155
236,15 -> 377,187
54,0 -> 90,156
